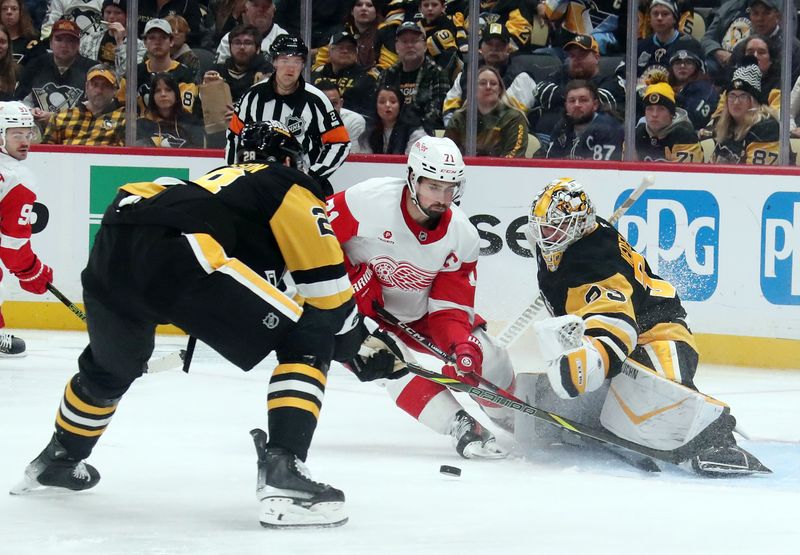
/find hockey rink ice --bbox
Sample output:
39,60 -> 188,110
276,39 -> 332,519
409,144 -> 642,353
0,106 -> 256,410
1,330 -> 798,555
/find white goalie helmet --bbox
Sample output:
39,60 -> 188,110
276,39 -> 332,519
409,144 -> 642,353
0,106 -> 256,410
527,177 -> 596,264
0,101 -> 38,155
406,136 -> 466,203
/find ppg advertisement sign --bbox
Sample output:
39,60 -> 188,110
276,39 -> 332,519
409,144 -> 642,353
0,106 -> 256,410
616,190 -> 719,301
761,192 -> 800,305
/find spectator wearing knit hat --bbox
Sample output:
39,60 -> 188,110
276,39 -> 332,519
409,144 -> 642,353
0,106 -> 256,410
79,0 -> 145,76
635,77 -> 702,163
636,0 -> 704,90
668,37 -> 719,130
711,57 -> 778,164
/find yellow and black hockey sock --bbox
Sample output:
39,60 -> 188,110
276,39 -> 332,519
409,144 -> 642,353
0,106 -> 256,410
54,374 -> 119,459
267,362 -> 327,461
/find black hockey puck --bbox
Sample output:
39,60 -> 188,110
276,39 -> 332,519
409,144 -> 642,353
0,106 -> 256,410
439,465 -> 461,477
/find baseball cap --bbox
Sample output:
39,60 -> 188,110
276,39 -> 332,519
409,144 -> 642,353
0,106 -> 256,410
481,22 -> 510,45
396,20 -> 425,37
329,31 -> 358,47
564,34 -> 599,54
748,0 -> 780,10
144,18 -> 173,36
51,19 -> 80,39
102,0 -> 126,11
87,64 -> 118,87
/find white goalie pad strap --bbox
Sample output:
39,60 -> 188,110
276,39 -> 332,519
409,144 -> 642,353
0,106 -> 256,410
534,314 -> 586,361
600,359 -> 727,451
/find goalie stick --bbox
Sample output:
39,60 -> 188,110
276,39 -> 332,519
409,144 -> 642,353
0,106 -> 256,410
373,305 -> 659,472
46,283 -> 186,374
494,174 -> 656,349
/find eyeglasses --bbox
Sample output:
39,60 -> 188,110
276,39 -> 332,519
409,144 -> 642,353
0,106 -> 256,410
672,59 -> 696,67
727,92 -> 752,103
231,40 -> 257,47
274,57 -> 304,67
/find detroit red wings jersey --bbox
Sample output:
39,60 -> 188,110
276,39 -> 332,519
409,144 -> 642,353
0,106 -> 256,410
0,154 -> 38,276
327,177 -> 479,345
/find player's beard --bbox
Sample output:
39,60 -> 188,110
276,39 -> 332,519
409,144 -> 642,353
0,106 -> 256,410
420,202 -> 447,224
566,110 -> 595,126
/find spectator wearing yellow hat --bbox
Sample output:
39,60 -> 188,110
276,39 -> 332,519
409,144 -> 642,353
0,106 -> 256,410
41,63 -> 125,145
635,77 -> 702,163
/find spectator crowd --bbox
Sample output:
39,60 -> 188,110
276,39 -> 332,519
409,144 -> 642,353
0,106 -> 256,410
2,0 -> 798,164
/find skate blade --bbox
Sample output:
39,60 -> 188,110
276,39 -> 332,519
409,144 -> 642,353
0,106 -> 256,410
0,352 -> 27,358
9,473 -> 45,496
461,441 -> 508,460
259,497 -> 348,529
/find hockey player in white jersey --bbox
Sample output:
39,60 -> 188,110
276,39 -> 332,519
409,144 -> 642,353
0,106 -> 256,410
328,136 -> 515,459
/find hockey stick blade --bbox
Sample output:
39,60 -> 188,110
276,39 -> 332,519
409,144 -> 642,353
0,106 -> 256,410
403,361 -> 682,466
495,174 -> 655,349
145,349 -> 187,374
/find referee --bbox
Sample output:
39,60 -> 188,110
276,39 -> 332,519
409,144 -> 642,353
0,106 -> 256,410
226,34 -> 351,194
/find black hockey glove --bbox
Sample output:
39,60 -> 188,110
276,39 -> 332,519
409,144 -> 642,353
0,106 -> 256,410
347,328 -> 409,382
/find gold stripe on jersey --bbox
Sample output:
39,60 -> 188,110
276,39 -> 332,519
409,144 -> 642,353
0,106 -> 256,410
564,273 -> 637,322
668,143 -> 703,163
643,341 -> 680,382
184,233 -> 303,321
120,182 -> 168,198
639,322 -> 698,351
270,184 -> 353,310
55,380 -> 118,438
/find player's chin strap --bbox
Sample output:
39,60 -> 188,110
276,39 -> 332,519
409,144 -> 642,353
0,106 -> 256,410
46,283 -> 186,374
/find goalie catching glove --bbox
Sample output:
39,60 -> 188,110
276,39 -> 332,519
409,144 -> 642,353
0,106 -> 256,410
347,325 -> 409,382
534,314 -> 606,399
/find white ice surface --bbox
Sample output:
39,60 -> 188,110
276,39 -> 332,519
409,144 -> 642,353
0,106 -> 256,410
1,330 -> 799,555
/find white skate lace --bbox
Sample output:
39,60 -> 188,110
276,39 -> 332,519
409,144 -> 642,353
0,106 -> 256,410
292,458 -> 326,488
0,333 -> 13,352
72,462 -> 91,482
450,412 -> 479,441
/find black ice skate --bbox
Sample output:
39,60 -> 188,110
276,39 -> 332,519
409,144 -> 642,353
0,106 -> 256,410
250,428 -> 347,528
689,444 -> 772,477
9,434 -> 100,495
449,410 -> 507,459
0,331 -> 26,357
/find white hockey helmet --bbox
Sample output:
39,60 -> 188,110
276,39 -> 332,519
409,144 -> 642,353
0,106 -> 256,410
406,136 -> 466,204
0,101 -> 38,155
528,178 -> 596,267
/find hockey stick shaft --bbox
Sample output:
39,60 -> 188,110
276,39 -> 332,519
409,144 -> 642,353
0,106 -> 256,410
373,303 -> 520,401
403,361 -> 682,465
47,283 -> 86,321
495,174 -> 655,348
46,283 -> 186,374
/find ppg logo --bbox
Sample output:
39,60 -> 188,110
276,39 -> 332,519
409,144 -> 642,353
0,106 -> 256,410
615,190 -> 719,301
761,193 -> 800,305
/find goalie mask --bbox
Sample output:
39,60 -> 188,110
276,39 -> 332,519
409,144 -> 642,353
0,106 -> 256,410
0,101 -> 40,156
527,177 -> 596,271
236,120 -> 307,172
406,136 -> 465,207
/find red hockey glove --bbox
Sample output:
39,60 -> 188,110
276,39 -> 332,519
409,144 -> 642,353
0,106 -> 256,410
347,262 -> 383,319
14,257 -> 53,295
443,336 -> 483,386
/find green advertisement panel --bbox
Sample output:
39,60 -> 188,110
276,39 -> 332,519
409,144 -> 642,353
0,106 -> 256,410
89,166 -> 190,249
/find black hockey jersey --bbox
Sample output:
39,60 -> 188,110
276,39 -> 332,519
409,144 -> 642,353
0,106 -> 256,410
635,110 -> 702,163
546,111 -> 624,161
675,79 -> 719,130
105,163 -> 353,315
712,116 -> 779,165
536,218 -> 694,375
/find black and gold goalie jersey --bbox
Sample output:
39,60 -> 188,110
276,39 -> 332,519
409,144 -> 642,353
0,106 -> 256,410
536,218 -> 695,376
105,162 -> 353,316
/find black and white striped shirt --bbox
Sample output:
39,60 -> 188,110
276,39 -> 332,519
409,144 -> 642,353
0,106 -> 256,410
226,76 -> 351,180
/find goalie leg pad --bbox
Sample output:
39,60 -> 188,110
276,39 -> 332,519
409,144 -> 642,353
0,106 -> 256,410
600,358 -> 727,452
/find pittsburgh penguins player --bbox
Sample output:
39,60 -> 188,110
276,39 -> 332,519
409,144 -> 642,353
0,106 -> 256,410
525,177 -> 770,476
10,121 -> 362,528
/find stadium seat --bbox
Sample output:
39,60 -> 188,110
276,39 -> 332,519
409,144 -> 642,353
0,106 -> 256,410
700,138 -> 715,163
525,134 -> 540,158
507,53 -> 563,84
791,139 -> 800,165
